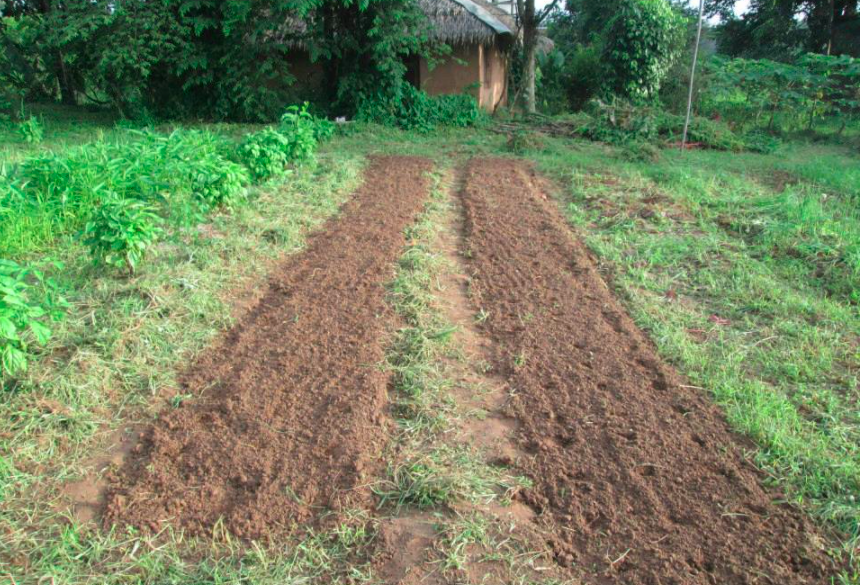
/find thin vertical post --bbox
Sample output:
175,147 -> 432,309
682,0 -> 706,148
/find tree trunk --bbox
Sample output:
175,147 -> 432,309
57,52 -> 76,105
524,28 -> 537,114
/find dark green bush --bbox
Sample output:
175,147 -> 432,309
356,86 -> 483,132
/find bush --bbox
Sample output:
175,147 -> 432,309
564,45 -> 606,111
190,158 -> 249,209
356,86 -> 483,132
237,128 -> 295,183
279,104 -> 320,162
83,193 -> 164,274
0,259 -> 68,377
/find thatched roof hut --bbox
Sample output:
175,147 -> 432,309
283,0 -> 516,111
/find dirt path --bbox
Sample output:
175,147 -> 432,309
103,156 -> 433,539
459,158 -> 835,584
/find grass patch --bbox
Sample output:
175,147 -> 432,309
530,136 -> 860,569
3,509 -> 377,585
379,169 -> 528,512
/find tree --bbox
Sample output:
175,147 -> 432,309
710,0 -> 859,59
516,0 -> 561,113
1,0 -> 437,121
602,0 -> 685,102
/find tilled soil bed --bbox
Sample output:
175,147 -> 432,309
460,158 -> 836,584
104,156 -> 432,538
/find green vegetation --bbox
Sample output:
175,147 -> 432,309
0,259 -> 67,376
357,85 -> 484,132
602,0 -> 685,101
82,194 -> 164,273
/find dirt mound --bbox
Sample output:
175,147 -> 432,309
459,158 -> 836,584
103,156 -> 433,539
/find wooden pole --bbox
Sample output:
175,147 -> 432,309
682,0 -> 706,148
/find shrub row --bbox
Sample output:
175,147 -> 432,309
564,101 -> 780,153
0,104 -> 333,377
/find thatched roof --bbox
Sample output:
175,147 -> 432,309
421,0 -> 515,45
275,0 -> 514,48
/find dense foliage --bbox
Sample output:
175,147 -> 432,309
356,85 -> 483,132
0,0 -> 435,121
702,53 -> 860,133
540,0 -> 689,110
710,0 -> 859,59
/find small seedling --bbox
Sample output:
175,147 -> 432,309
170,393 -> 193,408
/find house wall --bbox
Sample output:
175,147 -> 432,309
419,43 -> 507,112
420,44 -> 482,102
481,44 -> 507,111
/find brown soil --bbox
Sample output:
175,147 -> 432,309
459,157 -> 836,585
103,156 -> 433,539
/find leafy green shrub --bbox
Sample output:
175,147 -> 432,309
189,158 -> 249,209
0,259 -> 67,377
237,128 -> 294,183
356,86 -> 483,132
279,104 -> 319,162
17,115 -> 43,144
83,193 -> 163,273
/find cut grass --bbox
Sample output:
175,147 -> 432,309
3,508 -> 377,585
378,169 -> 528,510
530,136 -> 860,570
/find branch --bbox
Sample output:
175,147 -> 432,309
535,0 -> 561,24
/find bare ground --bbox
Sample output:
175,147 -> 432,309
103,156 -> 433,539
459,157 -> 837,585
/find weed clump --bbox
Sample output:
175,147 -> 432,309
547,100 -> 780,153
506,130 -> 544,154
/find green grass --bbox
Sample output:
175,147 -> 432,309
378,170 -> 527,510
529,136 -> 860,569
